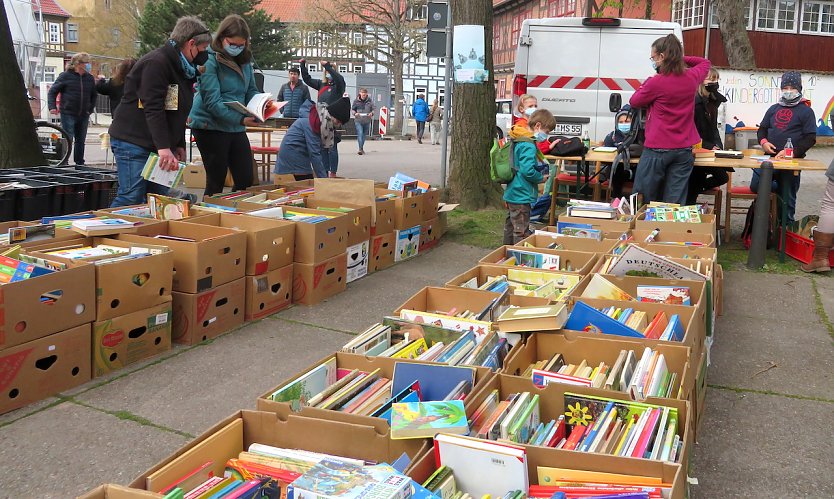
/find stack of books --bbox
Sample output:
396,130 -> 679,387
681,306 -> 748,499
460,270 -> 581,301
566,200 -> 617,220
565,301 -> 685,342
644,204 -> 702,223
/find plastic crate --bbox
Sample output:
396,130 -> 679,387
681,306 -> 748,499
69,171 -> 118,209
783,230 -> 834,266
0,189 -> 17,222
29,174 -> 92,215
15,179 -> 59,221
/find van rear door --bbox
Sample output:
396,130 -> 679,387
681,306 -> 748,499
524,20 -> 600,138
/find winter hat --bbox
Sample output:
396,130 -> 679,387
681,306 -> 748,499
326,97 -> 351,124
781,71 -> 802,91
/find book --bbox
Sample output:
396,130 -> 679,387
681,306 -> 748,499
433,434 -> 528,498
291,459 -> 412,499
506,249 -> 560,270
148,193 -> 190,220
141,153 -> 186,188
391,362 -> 475,402
564,302 -> 644,338
636,285 -> 692,306
496,304 -> 568,333
269,357 -> 337,405
224,93 -> 285,122
555,222 -> 602,240
0,255 -> 55,283
390,400 -> 469,439
607,244 -> 706,281
71,218 -> 138,236
8,223 -> 55,244
580,274 -> 635,301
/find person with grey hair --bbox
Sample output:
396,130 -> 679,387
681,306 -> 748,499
48,52 -> 97,165
109,16 -> 210,207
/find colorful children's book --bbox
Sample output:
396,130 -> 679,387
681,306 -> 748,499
636,285 -> 691,306
269,357 -> 337,405
580,274 -> 635,301
148,193 -> 190,220
0,255 -> 55,283
564,302 -> 644,338
555,222 -> 602,240
390,400 -> 469,439
141,152 -> 186,188
291,459 -> 412,499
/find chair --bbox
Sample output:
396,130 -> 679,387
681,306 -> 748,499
251,145 -> 279,183
724,173 -> 777,241
696,186 -> 724,243
547,159 -> 601,225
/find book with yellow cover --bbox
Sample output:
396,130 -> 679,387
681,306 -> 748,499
580,274 -> 635,301
537,466 -> 664,487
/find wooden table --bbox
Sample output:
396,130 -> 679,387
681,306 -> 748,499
247,126 -> 289,182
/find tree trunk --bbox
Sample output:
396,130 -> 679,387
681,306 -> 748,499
716,0 -> 756,68
391,51 -> 405,136
447,0 -> 503,209
644,0 -> 653,19
0,1 -> 46,168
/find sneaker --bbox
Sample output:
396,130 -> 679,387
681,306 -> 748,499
358,150 -> 364,155
328,172 -> 337,178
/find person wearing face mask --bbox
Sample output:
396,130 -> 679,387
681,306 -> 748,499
503,109 -> 556,244
188,15 -> 263,196
687,67 -> 730,205
300,60 -> 347,177
751,71 -> 817,224
109,16 -> 211,207
275,97 -> 352,180
629,34 -> 710,205
48,52 -> 97,165
514,94 -> 538,128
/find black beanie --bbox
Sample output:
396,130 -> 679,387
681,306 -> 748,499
326,97 -> 351,124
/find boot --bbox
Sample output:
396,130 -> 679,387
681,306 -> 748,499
801,231 -> 834,272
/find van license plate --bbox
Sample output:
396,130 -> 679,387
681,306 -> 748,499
554,124 -> 582,136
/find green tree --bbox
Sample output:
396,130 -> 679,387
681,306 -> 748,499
138,0 -> 292,69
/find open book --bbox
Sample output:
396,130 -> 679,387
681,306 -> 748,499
223,93 -> 286,122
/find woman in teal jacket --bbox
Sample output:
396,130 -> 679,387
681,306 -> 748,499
189,15 -> 260,195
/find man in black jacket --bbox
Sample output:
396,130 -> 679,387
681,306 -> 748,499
48,52 -> 97,165
109,16 -> 210,207
277,67 -> 310,119
300,60 -> 347,177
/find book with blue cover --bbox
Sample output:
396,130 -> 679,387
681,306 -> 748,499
564,301 -> 644,338
291,459 -> 412,499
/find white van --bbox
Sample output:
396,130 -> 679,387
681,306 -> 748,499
513,17 -> 682,142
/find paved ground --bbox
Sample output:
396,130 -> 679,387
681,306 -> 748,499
6,129 -> 833,497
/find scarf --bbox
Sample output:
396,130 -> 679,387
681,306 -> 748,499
779,92 -> 804,108
170,39 -> 196,80
317,103 -> 335,149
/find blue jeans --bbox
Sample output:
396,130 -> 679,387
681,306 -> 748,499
355,121 -> 368,151
321,140 -> 339,174
60,113 -> 89,165
633,147 -> 694,205
751,168 -> 801,224
110,139 -> 168,207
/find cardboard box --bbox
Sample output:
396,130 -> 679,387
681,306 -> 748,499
27,237 -> 174,321
463,373 -> 691,494
0,261 -> 95,350
0,323 -> 91,415
346,240 -> 369,283
372,197 -> 396,235
78,484 -> 162,499
292,253 -> 347,305
502,331 -> 693,400
92,300 -> 172,377
395,225 -> 420,262
635,212 -> 717,235
519,233 -> 619,254
181,213 -> 295,275
0,221 -> 83,251
171,278 -> 245,345
479,246 -> 598,275
446,265 -> 581,304
556,213 -> 635,234
305,199 -> 372,247
692,348 -> 708,442
376,189 -> 423,230
179,163 -> 206,189
244,264 -> 293,321
419,218 -> 439,252
715,263 -> 724,317
369,232 -> 395,273
120,221 -> 247,293
629,242 -> 717,260
257,351 -> 493,431
631,229 -> 715,248
436,212 -> 448,237
130,410 -> 430,493
269,206 -> 349,265
421,188 -> 440,223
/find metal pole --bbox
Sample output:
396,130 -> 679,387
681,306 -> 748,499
439,1 -> 452,189
747,160 -> 774,269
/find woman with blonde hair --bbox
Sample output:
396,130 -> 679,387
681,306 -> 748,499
687,66 -> 729,204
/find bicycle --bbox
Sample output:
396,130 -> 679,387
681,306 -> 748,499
34,120 -> 72,166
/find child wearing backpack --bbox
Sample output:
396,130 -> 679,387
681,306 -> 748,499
504,109 -> 557,244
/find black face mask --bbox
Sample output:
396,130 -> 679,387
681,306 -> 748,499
705,82 -> 719,93
192,50 -> 209,66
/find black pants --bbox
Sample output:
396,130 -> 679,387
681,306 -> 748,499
686,167 -> 729,205
193,129 -> 254,196
416,121 -> 426,140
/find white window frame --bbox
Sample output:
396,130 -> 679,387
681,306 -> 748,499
66,22 -> 78,42
801,0 -> 834,35
308,64 -> 319,72
672,0 -> 706,29
338,64 -> 348,72
47,22 -> 61,44
709,0 -> 754,28
353,65 -> 363,73
44,65 -> 56,82
755,0 -> 799,33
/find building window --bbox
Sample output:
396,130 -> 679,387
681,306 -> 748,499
44,66 -> 56,82
353,32 -> 363,46
408,4 -> 428,20
709,0 -> 754,28
802,1 -> 834,34
66,23 -> 78,42
111,27 -> 121,44
338,64 -> 348,72
308,64 -> 319,72
306,33 -> 317,47
756,0 -> 798,32
548,0 -> 576,17
511,10 -> 530,46
672,0 -> 706,29
353,66 -> 363,73
47,22 -> 60,44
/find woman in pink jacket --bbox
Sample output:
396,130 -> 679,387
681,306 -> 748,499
630,34 -> 711,205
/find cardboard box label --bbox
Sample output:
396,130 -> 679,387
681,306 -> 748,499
346,241 -> 369,283
154,313 -> 169,325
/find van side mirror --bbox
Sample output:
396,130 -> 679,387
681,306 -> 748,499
609,94 -> 622,113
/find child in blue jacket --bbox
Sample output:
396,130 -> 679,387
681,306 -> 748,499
504,109 -> 556,244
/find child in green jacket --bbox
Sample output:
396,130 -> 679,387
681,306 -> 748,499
503,109 -> 556,244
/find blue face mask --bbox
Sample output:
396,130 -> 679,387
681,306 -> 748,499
524,107 -> 537,116
224,41 -> 245,57
84,63 -> 92,73
617,123 -> 631,134
533,131 -> 548,142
